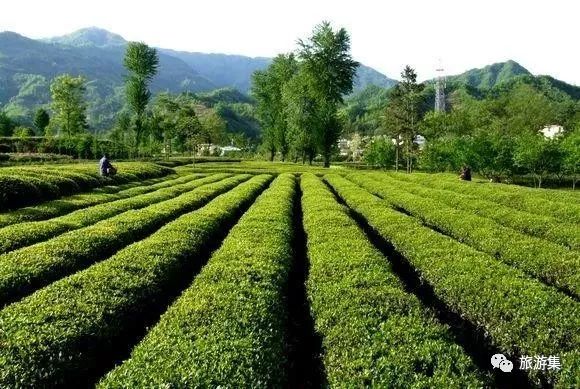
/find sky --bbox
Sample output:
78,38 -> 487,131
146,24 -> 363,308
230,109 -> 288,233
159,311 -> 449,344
1,0 -> 579,85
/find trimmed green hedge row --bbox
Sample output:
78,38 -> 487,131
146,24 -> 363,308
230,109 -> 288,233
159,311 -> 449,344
387,172 -> 580,224
361,173 -> 579,250
0,174 -> 272,388
300,174 -> 487,387
348,174 -> 580,297
0,162 -> 173,210
0,174 -> 229,254
325,174 -> 580,387
100,174 -> 294,387
0,174 -> 250,307
0,174 -> 206,228
390,172 -> 580,205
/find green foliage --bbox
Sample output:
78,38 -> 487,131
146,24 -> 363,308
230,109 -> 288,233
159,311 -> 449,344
298,21 -> 358,167
0,174 -> 223,254
0,174 -> 246,309
385,66 -> 425,173
561,127 -> 580,188
419,135 -> 470,172
0,111 -> 17,136
359,172 -> 579,249
448,60 -> 531,90
301,174 -> 486,387
325,173 -> 580,387
49,74 -> 88,136
0,174 -> 268,387
150,92 -> 227,155
100,174 -> 291,387
387,171 -> 580,225
0,174 -> 202,227
123,42 -> 159,153
252,54 -> 298,160
363,137 -> 395,168
514,134 -> 564,187
350,173 -> 580,297
282,69 -> 319,163
0,162 -> 171,210
298,21 -> 359,104
32,108 -> 50,134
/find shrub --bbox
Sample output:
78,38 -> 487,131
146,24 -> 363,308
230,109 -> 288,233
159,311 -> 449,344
0,174 -> 272,387
100,174 -> 295,387
348,173 -> 580,297
0,162 -> 173,210
0,174 -> 250,307
325,174 -> 579,387
0,173 -> 231,254
300,173 -> 487,387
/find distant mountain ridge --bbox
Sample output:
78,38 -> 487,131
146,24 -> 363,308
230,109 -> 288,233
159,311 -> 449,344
0,27 -> 398,131
446,60 -> 532,89
1,27 -> 578,136
43,27 -> 126,48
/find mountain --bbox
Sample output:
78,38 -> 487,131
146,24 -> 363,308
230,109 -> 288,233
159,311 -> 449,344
161,49 -> 271,93
0,30 -> 216,130
0,27 -> 397,134
43,27 -> 126,48
161,50 -> 397,94
446,60 -> 532,89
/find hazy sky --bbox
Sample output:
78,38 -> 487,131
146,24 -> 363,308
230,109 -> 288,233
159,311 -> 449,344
1,0 -> 578,85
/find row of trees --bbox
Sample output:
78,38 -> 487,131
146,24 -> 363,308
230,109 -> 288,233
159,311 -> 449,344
1,41 -> 230,159
252,22 -> 358,167
353,69 -> 580,188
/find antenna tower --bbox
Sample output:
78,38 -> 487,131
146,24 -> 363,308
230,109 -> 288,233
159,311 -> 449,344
435,63 -> 446,112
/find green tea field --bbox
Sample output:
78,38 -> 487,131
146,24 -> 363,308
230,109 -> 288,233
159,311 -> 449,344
0,162 -> 577,388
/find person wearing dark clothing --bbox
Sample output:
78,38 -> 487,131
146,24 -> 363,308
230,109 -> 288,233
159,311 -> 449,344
459,166 -> 472,181
99,154 -> 116,177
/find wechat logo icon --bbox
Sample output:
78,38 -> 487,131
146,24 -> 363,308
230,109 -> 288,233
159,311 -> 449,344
491,353 -> 513,373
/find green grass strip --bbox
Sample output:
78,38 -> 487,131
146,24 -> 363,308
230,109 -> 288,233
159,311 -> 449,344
387,172 -> 580,224
348,173 -> 580,298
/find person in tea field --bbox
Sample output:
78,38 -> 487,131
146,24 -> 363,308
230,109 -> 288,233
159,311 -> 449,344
459,165 -> 472,181
99,154 -> 117,177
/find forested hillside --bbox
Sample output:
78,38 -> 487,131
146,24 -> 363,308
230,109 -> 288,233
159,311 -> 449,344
0,27 -> 395,133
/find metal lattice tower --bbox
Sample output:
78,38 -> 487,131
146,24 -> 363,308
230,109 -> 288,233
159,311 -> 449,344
435,65 -> 446,112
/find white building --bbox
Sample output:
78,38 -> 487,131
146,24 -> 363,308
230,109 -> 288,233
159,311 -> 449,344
540,125 -> 564,139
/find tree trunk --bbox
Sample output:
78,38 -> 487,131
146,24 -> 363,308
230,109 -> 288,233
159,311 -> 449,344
269,148 -> 275,162
324,153 -> 330,168
538,176 -> 542,188
395,145 -> 399,172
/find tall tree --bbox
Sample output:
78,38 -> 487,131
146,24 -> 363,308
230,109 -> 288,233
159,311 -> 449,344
382,85 -> 406,171
251,53 -> 298,161
514,133 -> 563,188
124,42 -> 159,155
49,74 -> 88,137
298,21 -> 359,167
398,66 -> 424,173
282,70 -> 319,164
32,108 -> 50,135
0,111 -> 17,137
561,126 -> 580,189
